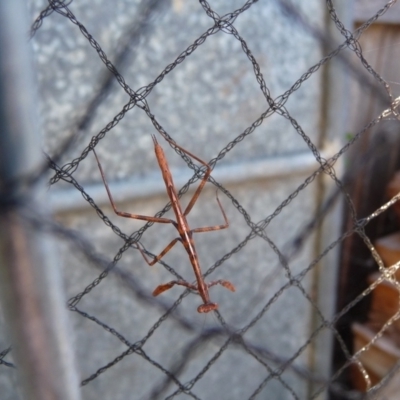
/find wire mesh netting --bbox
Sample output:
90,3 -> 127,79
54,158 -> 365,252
2,0 -> 400,399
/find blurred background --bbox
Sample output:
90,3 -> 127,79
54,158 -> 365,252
2,1 -> 400,399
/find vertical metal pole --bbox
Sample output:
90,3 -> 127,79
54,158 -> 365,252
0,2 -> 81,400
308,2 -> 353,399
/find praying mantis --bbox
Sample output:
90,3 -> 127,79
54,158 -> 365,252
93,134 -> 235,313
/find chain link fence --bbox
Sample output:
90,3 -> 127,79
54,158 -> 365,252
2,0 -> 400,399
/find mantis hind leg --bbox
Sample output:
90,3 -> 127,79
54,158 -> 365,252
207,280 -> 235,292
137,238 -> 181,266
153,281 -> 218,313
152,281 -> 219,313
152,279 -> 235,313
152,280 -> 197,296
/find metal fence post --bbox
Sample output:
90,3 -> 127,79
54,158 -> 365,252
0,1 -> 81,400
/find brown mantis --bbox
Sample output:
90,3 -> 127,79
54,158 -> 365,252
93,134 -> 235,313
